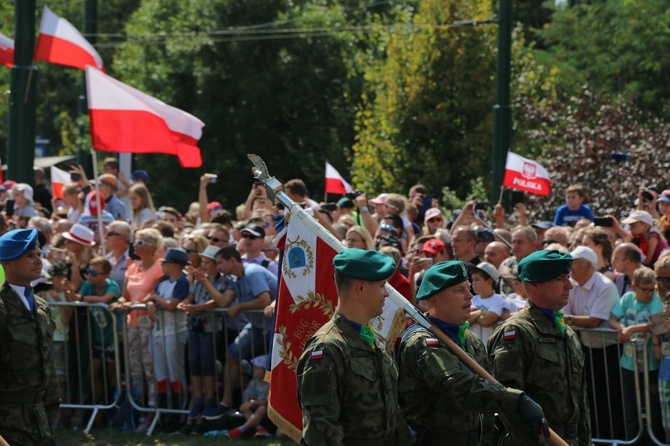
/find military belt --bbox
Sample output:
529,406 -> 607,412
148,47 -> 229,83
346,437 -> 395,446
551,423 -> 578,439
0,390 -> 45,404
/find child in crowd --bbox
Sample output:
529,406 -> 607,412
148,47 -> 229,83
620,210 -> 669,267
609,266 -> 664,441
74,257 -> 122,406
144,248 -> 191,433
176,245 -> 229,435
129,183 -> 157,229
652,256 -> 670,442
500,265 -> 527,316
553,184 -> 594,227
44,263 -> 73,428
226,355 -> 270,440
468,262 -> 506,346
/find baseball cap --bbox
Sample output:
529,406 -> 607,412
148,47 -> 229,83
424,207 -> 443,223
131,169 -> 149,183
570,246 -> 598,269
475,261 -> 499,283
531,221 -> 554,230
207,201 -> 223,214
622,210 -> 653,227
369,193 -> 388,205
242,224 -> 266,238
476,227 -> 495,243
97,173 -> 118,190
421,239 -> 445,255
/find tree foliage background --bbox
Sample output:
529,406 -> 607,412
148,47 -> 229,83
0,0 -> 668,216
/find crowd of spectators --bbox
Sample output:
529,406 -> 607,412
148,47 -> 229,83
4,158 -> 670,443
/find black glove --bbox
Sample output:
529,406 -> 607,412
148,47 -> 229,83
517,394 -> 550,438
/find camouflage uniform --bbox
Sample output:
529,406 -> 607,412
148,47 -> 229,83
297,309 -> 410,446
488,302 -> 590,446
397,324 -> 522,445
0,282 -> 59,445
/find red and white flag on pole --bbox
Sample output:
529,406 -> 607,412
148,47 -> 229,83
50,165 -> 70,199
0,32 -> 14,68
34,6 -> 104,71
268,212 -> 405,443
502,152 -> 551,196
325,162 -> 353,195
85,66 -> 204,168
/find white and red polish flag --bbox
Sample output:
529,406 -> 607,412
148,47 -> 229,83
50,165 -> 70,199
0,33 -> 14,68
85,66 -> 204,168
502,152 -> 551,196
268,210 -> 405,443
34,6 -> 104,71
325,162 -> 353,195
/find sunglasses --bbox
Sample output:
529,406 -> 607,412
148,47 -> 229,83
207,236 -> 228,243
85,268 -> 101,277
636,285 -> 655,294
656,277 -> 670,285
184,247 -> 197,254
379,223 -> 396,232
241,233 -> 259,240
427,217 -> 443,223
134,239 -> 153,246
106,231 -> 121,237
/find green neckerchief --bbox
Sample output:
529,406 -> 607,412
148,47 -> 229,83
359,325 -> 376,348
553,310 -> 566,335
458,322 -> 470,348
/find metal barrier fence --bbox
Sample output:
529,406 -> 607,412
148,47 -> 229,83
47,301 -> 269,436
571,326 -> 667,446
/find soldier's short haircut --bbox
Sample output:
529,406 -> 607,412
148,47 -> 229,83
334,270 -> 356,295
216,245 -> 242,262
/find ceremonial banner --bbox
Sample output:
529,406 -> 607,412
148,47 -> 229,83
86,66 -> 204,168
34,6 -> 104,71
0,32 -> 14,68
50,165 -> 70,199
502,152 -> 551,196
325,162 -> 353,195
268,212 -> 404,443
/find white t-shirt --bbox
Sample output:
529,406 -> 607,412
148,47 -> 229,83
470,293 -> 506,346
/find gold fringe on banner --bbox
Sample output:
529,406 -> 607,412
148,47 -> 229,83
268,404 -> 302,444
385,308 -> 408,350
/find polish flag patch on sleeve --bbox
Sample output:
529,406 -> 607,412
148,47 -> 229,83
425,338 -> 440,346
503,331 -> 516,341
311,350 -> 324,360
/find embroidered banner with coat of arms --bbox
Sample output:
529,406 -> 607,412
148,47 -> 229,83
267,211 -> 405,443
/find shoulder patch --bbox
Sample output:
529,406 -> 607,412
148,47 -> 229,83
310,349 -> 324,360
425,338 -> 440,346
503,330 -> 516,341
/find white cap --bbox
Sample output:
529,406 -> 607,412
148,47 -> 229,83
476,261 -> 499,283
251,355 -> 267,369
12,183 -> 34,204
622,210 -> 653,227
570,246 -> 598,269
424,207 -> 443,223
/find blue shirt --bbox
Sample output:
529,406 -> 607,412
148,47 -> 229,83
106,195 -> 127,220
231,263 -> 278,331
553,204 -> 594,227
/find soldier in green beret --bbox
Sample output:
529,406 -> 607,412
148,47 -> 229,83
488,250 -> 591,445
397,260 -> 548,446
297,248 -> 410,445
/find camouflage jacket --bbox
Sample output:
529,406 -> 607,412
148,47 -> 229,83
297,309 -> 410,446
397,323 -> 522,437
0,282 -> 60,446
487,302 -> 591,446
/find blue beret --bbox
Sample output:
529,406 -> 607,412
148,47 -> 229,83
517,249 -> 573,283
333,248 -> 395,281
0,229 -> 40,261
416,261 -> 469,301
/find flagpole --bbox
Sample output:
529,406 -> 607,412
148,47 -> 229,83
90,148 -> 106,256
22,60 -> 35,104
249,154 -> 568,446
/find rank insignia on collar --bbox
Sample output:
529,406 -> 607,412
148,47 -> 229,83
311,350 -> 323,360
425,338 -> 439,346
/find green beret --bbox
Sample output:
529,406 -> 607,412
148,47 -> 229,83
333,248 -> 395,281
517,250 -> 573,283
416,261 -> 469,301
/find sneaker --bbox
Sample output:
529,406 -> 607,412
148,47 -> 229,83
201,398 -> 218,418
255,427 -> 270,438
177,423 -> 193,436
226,427 -> 243,439
135,416 -> 152,434
187,397 -> 205,420
203,403 -> 231,420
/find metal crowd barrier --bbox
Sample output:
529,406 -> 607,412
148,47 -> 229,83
571,326 -> 667,446
47,301 -> 270,436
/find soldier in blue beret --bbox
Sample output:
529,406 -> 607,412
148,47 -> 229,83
398,260 -> 548,445
488,250 -> 591,445
0,229 -> 60,445
297,248 -> 410,445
